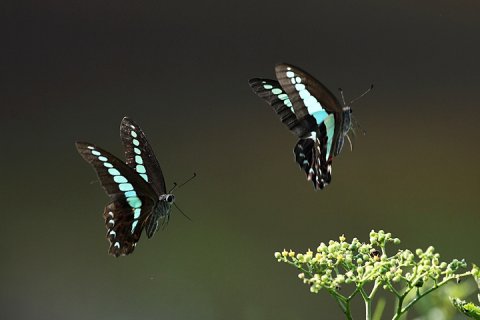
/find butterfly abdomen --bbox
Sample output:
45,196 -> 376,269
145,198 -> 173,238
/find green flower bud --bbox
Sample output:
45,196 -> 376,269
345,254 -> 353,264
317,242 -> 327,252
336,275 -> 345,283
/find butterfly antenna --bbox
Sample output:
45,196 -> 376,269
348,84 -> 374,106
169,172 -> 196,193
177,172 -> 197,188
168,182 -> 178,193
174,202 -> 192,221
338,87 -> 347,106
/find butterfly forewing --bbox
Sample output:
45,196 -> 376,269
75,142 -> 157,201
275,63 -> 342,123
248,78 -> 300,130
120,117 -> 167,196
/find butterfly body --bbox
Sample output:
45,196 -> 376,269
76,117 -> 173,256
145,193 -> 175,238
249,63 -> 357,189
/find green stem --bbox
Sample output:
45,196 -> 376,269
393,294 -> 405,320
361,280 -> 381,320
329,290 -> 352,320
369,280 -> 381,299
385,281 -> 402,298
359,287 -> 372,320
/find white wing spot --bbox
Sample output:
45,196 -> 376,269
114,242 -> 120,248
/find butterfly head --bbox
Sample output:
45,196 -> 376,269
165,194 -> 175,203
161,193 -> 176,204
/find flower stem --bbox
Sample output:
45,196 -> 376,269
359,287 -> 372,320
329,290 -> 353,319
393,272 -> 471,319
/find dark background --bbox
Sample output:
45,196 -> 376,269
2,1 -> 479,319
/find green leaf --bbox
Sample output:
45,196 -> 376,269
473,264 -> 480,304
450,297 -> 480,319
372,297 -> 386,320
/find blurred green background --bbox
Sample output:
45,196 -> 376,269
1,1 -> 479,319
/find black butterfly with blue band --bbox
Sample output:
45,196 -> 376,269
249,63 -> 371,189
76,117 -> 190,257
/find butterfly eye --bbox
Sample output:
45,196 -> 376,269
166,195 -> 175,203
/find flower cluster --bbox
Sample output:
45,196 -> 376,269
274,230 -> 478,319
274,230 -> 468,294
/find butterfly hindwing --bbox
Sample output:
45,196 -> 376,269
294,125 -> 332,189
104,196 -> 155,257
120,117 -> 167,196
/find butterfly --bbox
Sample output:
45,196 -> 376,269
249,63 -> 369,189
76,117 -> 176,257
